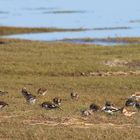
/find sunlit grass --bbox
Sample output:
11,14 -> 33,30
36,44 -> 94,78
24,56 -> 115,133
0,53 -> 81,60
0,37 -> 140,139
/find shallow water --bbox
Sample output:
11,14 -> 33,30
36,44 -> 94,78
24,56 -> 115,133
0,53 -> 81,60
0,0 -> 140,44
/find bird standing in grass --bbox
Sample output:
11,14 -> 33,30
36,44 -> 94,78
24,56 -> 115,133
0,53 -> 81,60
70,91 -> 79,100
81,109 -> 93,117
53,97 -> 62,105
125,98 -> 136,107
81,103 -> 100,117
21,87 -> 29,97
37,87 -> 47,96
101,101 -> 120,114
89,103 -> 100,112
41,101 -> 61,110
130,92 -> 140,100
21,87 -> 36,104
0,101 -> 8,109
26,94 -> 36,104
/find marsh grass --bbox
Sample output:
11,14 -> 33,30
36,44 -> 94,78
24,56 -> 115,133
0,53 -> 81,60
0,26 -> 85,36
0,38 -> 140,139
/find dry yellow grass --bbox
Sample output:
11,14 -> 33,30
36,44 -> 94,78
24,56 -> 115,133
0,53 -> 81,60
0,37 -> 140,140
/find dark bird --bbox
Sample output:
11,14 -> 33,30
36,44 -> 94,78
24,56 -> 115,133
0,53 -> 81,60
37,87 -> 47,96
105,101 -> 114,107
125,98 -> 136,107
53,97 -> 62,105
0,41 -> 5,44
135,101 -> 140,109
89,103 -> 100,112
21,87 -> 29,97
0,101 -> 8,109
26,94 -> 36,104
41,101 -> 61,109
21,87 -> 36,104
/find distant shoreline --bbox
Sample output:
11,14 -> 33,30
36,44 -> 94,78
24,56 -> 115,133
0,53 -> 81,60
0,26 -> 86,36
1,26 -> 140,46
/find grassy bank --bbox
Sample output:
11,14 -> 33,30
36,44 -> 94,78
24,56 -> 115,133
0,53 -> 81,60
0,37 -> 140,139
63,37 -> 140,44
0,26 -> 85,36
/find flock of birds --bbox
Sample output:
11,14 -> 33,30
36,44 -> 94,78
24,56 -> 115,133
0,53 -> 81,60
0,87 -> 78,110
0,87 -> 140,117
82,101 -> 139,117
82,92 -> 140,117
